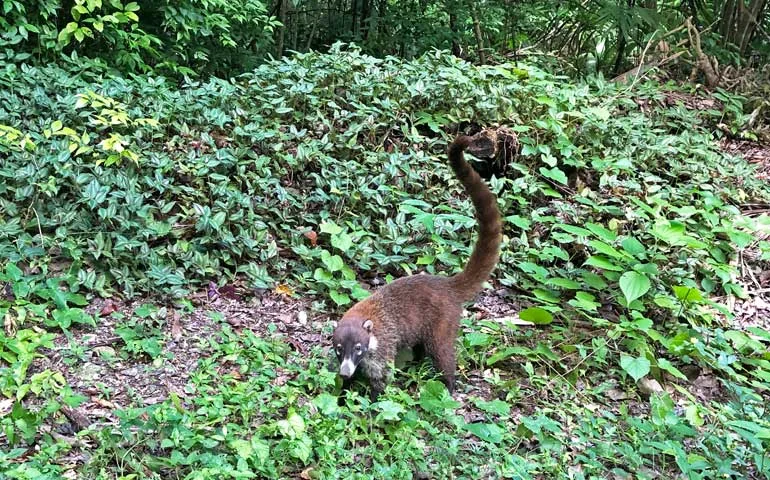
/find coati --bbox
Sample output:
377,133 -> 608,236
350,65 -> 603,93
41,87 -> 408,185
332,134 -> 502,399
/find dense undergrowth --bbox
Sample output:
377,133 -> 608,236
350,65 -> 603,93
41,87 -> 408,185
1,46 -> 770,478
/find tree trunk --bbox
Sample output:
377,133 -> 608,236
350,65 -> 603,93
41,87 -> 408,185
351,0 -> 359,37
737,0 -> 766,53
719,0 -> 767,54
361,0 -> 372,40
470,4 -> 485,63
449,8 -> 462,56
277,0 -> 287,58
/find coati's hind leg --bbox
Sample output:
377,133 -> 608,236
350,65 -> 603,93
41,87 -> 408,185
427,320 -> 459,393
432,346 -> 457,393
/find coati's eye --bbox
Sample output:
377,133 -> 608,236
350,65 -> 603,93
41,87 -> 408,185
355,345 -> 362,354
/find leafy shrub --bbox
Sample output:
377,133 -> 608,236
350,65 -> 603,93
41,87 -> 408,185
2,46 -> 770,479
0,0 -> 278,75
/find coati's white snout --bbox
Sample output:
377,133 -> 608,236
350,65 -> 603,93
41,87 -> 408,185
339,358 -> 356,378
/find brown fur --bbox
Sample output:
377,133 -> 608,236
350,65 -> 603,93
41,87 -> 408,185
331,135 -> 502,399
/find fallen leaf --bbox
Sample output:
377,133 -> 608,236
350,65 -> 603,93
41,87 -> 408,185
218,284 -> 240,300
99,300 -> 119,316
304,229 -> 318,247
300,467 -> 315,480
91,397 -> 118,409
638,378 -> 664,396
605,388 -> 630,401
1,282 -> 14,301
0,397 -> 13,416
226,315 -> 245,328
170,309 -> 183,340
285,337 -> 306,353
207,281 -> 219,300
275,284 -> 294,296
4,312 -> 16,336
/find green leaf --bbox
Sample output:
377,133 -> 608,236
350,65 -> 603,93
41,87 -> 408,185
229,439 -> 252,458
620,355 -> 650,382
374,400 -> 405,421
473,398 -> 511,416
539,167 -> 568,185
329,290 -> 350,306
546,277 -> 581,289
464,422 -> 504,443
586,223 -> 617,241
621,237 -> 646,256
5,263 -> 23,281
519,307 -> 553,325
319,221 -> 343,235
657,358 -> 688,380
312,393 -> 340,416
584,255 -> 622,271
321,251 -> 344,272
331,232 -> 352,252
419,380 -> 460,413
619,271 -> 651,305
556,224 -> 592,237
588,240 -> 626,259
672,285 -> 704,302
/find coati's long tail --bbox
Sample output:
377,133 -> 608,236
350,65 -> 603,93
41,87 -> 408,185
446,135 -> 502,301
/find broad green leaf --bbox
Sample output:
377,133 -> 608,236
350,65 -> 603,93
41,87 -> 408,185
546,277 -> 581,289
584,255 -> 622,271
464,422 -> 504,443
472,398 -> 511,416
620,355 -> 650,381
588,240 -> 625,259
539,166 -> 568,185
374,400 -> 405,421
672,285 -> 704,302
621,237 -> 646,256
555,224 -> 592,237
329,290 -> 350,306
321,251 -> 344,272
312,393 -> 340,416
532,288 -> 560,304
586,223 -> 617,241
519,307 -> 553,325
331,232 -> 352,252
619,271 -> 650,304
319,221 -> 343,235
657,358 -> 688,380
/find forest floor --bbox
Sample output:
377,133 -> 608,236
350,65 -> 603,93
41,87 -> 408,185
32,128 -> 770,437
4,57 -> 770,478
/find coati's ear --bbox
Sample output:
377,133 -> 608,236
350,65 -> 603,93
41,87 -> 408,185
363,319 -> 373,332
330,320 -> 338,329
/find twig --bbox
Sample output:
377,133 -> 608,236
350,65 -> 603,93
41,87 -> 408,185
87,336 -> 122,348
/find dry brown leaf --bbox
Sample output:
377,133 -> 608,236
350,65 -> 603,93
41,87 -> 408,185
4,311 -> 16,336
91,397 -> 118,410
300,467 -> 315,480
275,283 -> 294,296
99,299 -> 119,316
170,309 -> 183,340
303,229 -> 318,247
0,397 -> 14,417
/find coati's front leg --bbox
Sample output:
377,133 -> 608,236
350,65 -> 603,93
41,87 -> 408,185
361,351 -> 391,401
